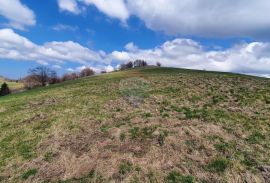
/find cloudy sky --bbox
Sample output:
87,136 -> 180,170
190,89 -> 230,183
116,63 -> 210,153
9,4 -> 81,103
0,0 -> 270,78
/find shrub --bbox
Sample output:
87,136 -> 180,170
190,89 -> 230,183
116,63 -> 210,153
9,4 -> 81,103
166,171 -> 194,183
0,82 -> 11,96
156,62 -> 162,67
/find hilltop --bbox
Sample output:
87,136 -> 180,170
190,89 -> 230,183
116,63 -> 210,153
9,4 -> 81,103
0,67 -> 270,182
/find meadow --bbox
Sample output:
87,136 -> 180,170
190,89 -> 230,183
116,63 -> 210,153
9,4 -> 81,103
0,67 -> 269,182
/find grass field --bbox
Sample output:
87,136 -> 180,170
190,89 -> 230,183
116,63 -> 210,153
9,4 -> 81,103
0,77 -> 24,91
0,67 -> 270,182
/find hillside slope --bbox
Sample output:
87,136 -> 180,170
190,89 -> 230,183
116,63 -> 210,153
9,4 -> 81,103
0,67 -> 270,183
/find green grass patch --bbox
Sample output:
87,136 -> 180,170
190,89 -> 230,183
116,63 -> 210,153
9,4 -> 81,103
21,168 -> 38,180
166,171 -> 194,183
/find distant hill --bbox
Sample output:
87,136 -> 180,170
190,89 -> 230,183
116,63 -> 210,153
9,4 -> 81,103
0,67 -> 269,182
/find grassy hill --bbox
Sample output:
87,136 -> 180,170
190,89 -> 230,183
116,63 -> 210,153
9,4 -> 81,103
0,67 -> 270,182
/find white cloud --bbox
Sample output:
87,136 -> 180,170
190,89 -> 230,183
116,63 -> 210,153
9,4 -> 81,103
104,65 -> 114,72
1,28 -> 270,78
57,0 -> 129,22
53,24 -> 78,32
110,39 -> 270,77
125,42 -> 138,52
57,0 -> 270,38
57,0 -> 81,14
0,0 -> 36,30
126,0 -> 270,38
0,28 -> 104,65
81,0 -> 129,22
67,68 -> 75,72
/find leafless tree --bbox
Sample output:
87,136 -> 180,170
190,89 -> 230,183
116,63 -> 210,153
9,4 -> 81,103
61,73 -> 78,82
25,66 -> 58,89
79,68 -> 95,77
28,66 -> 57,86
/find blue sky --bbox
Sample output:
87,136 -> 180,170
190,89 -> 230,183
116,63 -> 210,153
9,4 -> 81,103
0,0 -> 270,79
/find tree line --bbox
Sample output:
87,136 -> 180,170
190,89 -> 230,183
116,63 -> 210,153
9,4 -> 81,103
24,66 -> 95,89
120,60 -> 161,70
1,59 -> 162,97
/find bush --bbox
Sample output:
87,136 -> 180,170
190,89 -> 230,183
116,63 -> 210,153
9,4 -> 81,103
156,62 -> 162,67
0,82 -> 11,96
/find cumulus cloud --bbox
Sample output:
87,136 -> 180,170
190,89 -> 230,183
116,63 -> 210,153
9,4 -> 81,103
127,0 -> 270,38
0,28 -> 104,65
1,28 -> 270,77
81,0 -> 129,22
0,0 -> 36,30
57,0 -> 128,22
58,0 -> 270,38
111,39 -> 270,77
57,0 -> 81,14
104,65 -> 114,72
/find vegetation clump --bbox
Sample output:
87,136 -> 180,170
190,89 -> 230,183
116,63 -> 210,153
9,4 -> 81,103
0,82 -> 10,96
166,171 -> 194,183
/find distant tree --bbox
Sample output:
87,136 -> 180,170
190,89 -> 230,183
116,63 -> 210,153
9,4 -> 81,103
134,59 -> 148,67
28,66 -> 56,86
0,82 -> 11,96
24,66 -> 58,89
23,75 -> 42,89
101,70 -> 107,74
156,62 -> 161,67
49,71 -> 60,84
79,68 -> 95,77
120,61 -> 133,70
61,73 -> 78,82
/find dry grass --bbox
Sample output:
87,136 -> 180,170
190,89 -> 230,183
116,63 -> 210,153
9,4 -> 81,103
0,67 -> 270,182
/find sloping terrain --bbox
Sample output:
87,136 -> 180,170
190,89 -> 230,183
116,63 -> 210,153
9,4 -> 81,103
0,67 -> 270,183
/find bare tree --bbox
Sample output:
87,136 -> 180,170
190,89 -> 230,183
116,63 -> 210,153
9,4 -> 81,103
79,68 -> 95,77
49,70 -> 60,84
23,75 -> 42,89
61,73 -> 78,82
26,66 -> 58,87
